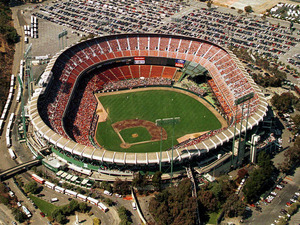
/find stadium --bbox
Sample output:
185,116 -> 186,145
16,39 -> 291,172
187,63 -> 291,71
28,33 -> 268,171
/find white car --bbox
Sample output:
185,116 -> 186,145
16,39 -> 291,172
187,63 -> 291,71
295,192 -> 300,196
290,198 -> 297,203
271,192 -> 277,196
115,194 -> 122,198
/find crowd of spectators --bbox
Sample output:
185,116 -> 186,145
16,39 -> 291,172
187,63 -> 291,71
38,34 -> 261,148
102,77 -> 172,91
174,127 -> 228,149
187,85 -> 207,96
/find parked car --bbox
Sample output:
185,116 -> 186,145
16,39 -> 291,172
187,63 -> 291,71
40,212 -> 45,217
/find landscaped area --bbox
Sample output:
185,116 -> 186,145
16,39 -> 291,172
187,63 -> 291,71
96,89 -> 221,152
29,194 -> 58,216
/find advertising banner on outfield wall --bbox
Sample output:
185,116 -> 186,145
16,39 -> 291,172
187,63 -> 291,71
134,57 -> 145,64
175,59 -> 186,68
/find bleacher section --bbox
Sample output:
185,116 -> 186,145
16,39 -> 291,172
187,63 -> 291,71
28,34 -> 268,166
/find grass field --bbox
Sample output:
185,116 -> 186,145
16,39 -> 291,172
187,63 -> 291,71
120,127 -> 152,143
96,89 -> 221,153
29,194 -> 58,216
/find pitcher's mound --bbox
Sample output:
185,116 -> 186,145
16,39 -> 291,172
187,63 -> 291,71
132,133 -> 139,138
120,143 -> 132,149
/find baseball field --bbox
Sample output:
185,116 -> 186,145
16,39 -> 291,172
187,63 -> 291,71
95,89 -> 221,153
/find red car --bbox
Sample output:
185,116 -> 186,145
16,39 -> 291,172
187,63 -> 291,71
40,212 -> 45,217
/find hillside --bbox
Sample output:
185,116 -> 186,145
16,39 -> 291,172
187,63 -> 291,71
0,0 -> 18,113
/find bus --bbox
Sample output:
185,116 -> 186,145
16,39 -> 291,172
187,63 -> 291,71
21,206 -> 31,218
8,148 -> 16,159
98,202 -> 108,212
31,174 -> 45,184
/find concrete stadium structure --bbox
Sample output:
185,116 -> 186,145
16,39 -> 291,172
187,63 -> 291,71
28,34 -> 268,167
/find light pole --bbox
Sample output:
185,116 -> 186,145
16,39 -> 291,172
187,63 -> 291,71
155,117 -> 180,177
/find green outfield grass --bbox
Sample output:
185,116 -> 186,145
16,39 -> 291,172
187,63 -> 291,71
96,89 -> 221,153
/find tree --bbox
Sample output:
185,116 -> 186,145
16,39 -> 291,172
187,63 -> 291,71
152,171 -> 162,191
79,202 -> 88,212
198,190 -> 219,212
149,179 -> 197,224
244,6 -> 253,13
132,172 -> 148,189
243,167 -> 274,203
237,9 -> 243,14
257,151 -> 275,177
0,182 -> 7,193
292,115 -> 300,132
113,178 -> 130,195
222,195 -> 246,218
100,181 -> 112,193
93,217 -> 101,225
207,0 -> 213,9
271,92 -> 297,112
104,198 -> 113,206
118,206 -> 132,225
0,195 -> 9,205
24,181 -> 38,194
12,208 -> 26,223
69,199 -> 79,212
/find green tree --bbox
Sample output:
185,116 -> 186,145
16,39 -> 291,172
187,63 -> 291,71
198,190 -> 219,212
69,199 -> 79,212
113,178 -> 130,195
222,195 -> 246,217
79,202 -> 88,212
104,198 -> 113,206
149,179 -> 197,224
93,217 -> 101,225
152,171 -> 162,191
244,6 -> 253,13
0,195 -> 9,205
12,208 -> 26,223
207,0 -> 213,9
100,181 -> 112,193
132,172 -> 148,189
292,115 -> 300,132
118,206 -> 132,225
24,181 -> 38,194
271,92 -> 297,112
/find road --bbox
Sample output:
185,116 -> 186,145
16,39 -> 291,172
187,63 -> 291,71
244,163 -> 300,225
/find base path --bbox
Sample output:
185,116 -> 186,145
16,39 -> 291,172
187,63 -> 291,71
95,96 -> 108,122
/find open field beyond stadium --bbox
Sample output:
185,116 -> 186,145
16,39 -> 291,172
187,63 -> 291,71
95,88 -> 222,153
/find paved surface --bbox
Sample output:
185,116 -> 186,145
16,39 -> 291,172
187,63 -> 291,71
244,165 -> 300,225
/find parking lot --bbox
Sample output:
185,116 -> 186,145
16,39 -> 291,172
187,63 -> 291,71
244,167 -> 300,225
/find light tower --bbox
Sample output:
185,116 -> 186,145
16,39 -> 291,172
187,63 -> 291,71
155,117 -> 180,179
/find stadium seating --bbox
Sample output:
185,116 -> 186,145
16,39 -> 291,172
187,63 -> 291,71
40,35 -> 260,148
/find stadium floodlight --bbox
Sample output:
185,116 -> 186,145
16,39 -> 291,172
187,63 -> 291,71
231,92 -> 254,167
155,117 -> 180,178
58,30 -> 68,49
24,43 -> 32,59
